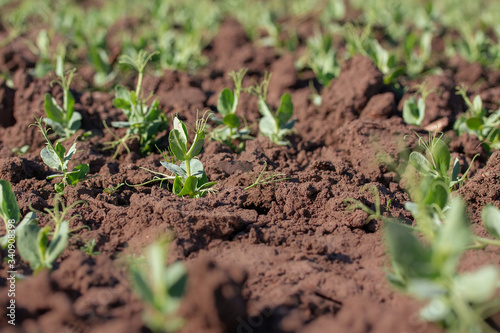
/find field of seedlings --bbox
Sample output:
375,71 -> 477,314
1,0 -> 500,332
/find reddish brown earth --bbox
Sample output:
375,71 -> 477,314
0,20 -> 499,333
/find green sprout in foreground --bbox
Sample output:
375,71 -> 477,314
18,195 -> 85,273
128,240 -> 187,333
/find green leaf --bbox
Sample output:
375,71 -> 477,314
17,220 -> 43,270
187,131 -> 205,159
169,129 -> 188,161
130,265 -> 155,305
0,180 -> 20,224
472,95 -> 483,114
433,197 -> 472,277
178,176 -> 198,197
430,138 -> 451,178
385,221 -> 435,279
451,158 -> 461,183
65,90 -> 75,120
223,114 -> 240,128
217,88 -> 234,116
423,179 -> 448,210
44,94 -> 64,124
161,161 -> 187,178
453,266 -> 499,303
419,298 -> 451,322
165,261 -> 187,299
172,176 -> 183,195
402,97 -> 422,126
68,111 -> 82,132
259,117 -> 276,137
407,279 -> 446,299
482,204 -> 500,239
257,98 -> 275,120
276,93 -> 293,126
466,117 -> 483,130
181,159 -> 205,179
113,98 -> 132,110
409,152 -> 434,175
66,164 -> 89,185
173,117 -> 188,144
45,221 -> 69,268
41,146 -> 63,171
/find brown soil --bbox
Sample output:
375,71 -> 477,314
0,19 -> 498,333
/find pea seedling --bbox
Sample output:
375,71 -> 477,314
246,73 -> 296,146
136,113 -> 216,198
43,56 -> 82,140
128,241 -> 187,333
455,86 -> 500,151
0,180 -> 37,248
31,117 -> 90,193
105,50 -> 168,157
18,195 -> 84,273
210,68 -> 253,152
385,198 -> 500,333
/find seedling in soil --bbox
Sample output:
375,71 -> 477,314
385,197 -> 500,333
105,50 -> 168,157
136,113 -> 216,198
0,180 -> 37,248
344,184 -> 389,225
402,83 -> 433,126
31,118 -> 90,194
18,195 -> 85,273
128,241 -> 187,333
454,86 -> 500,151
43,56 -> 82,140
246,73 -> 296,146
81,238 -> 100,256
12,145 -> 29,156
103,182 -> 125,194
299,32 -> 341,87
210,68 -> 253,153
406,132 -> 477,191
244,161 -> 290,190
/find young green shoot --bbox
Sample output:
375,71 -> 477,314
402,83 -> 433,126
128,240 -> 187,333
31,118 -> 90,194
344,184 -> 391,225
246,73 -> 296,146
43,56 -> 82,140
81,238 -> 100,256
106,50 -> 168,157
136,112 -> 216,198
385,198 -> 500,333
0,180 -> 37,248
210,68 -> 253,152
17,195 -> 85,273
454,86 -> 500,151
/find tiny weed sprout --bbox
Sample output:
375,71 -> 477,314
247,73 -> 296,146
31,118 -> 90,193
455,86 -> 500,151
137,113 -> 216,198
18,195 -> 84,273
81,238 -> 100,256
128,241 -> 187,333
106,50 -> 168,157
344,184 -> 388,225
210,68 -> 253,152
385,198 -> 500,333
244,161 -> 290,190
0,180 -> 37,248
43,56 -> 82,140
